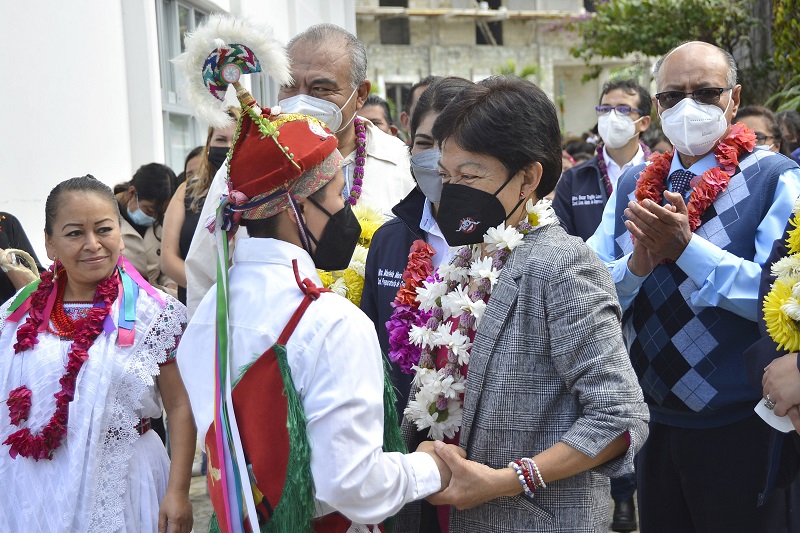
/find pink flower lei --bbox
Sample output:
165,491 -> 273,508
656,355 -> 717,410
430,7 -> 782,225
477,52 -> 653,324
635,123 -> 756,232
346,116 -> 367,206
3,267 -> 119,460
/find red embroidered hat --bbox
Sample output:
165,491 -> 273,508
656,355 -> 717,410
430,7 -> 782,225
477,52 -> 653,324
227,104 -> 339,199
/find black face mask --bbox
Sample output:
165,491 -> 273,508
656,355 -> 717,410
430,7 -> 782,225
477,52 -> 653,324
207,146 -> 229,170
301,198 -> 362,271
436,181 -> 525,246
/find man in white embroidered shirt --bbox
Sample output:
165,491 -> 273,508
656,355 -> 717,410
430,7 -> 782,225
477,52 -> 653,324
587,41 -> 800,532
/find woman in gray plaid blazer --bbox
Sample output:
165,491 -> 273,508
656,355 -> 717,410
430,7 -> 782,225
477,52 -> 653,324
401,77 -> 649,533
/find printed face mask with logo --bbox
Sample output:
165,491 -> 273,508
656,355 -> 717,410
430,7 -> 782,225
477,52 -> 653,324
660,90 -> 732,157
436,178 -> 526,247
278,88 -> 358,133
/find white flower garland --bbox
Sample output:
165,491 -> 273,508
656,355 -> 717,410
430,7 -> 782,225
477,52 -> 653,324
404,198 -> 558,440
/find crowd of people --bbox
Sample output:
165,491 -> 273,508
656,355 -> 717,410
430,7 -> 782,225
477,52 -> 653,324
2,13 -> 800,533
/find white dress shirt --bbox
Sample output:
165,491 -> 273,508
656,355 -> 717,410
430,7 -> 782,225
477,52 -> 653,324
342,119 -> 416,214
419,198 -> 451,268
602,144 -> 645,190
178,238 -> 441,524
588,149 -> 800,320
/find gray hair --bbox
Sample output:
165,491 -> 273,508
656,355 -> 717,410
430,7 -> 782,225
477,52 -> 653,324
653,41 -> 737,91
286,23 -> 367,91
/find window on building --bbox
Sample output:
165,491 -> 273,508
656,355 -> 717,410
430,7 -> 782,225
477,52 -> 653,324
156,0 -> 212,170
476,0 -> 503,45
584,0 -> 597,12
379,0 -> 410,45
385,83 -> 412,126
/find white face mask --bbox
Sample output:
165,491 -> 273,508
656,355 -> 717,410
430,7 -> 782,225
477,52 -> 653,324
597,111 -> 643,150
410,148 -> 442,202
277,88 -> 358,133
660,91 -> 732,157
755,144 -> 775,152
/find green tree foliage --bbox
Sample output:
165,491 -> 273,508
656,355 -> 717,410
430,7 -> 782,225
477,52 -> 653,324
768,0 -> 800,111
494,60 -> 539,80
571,0 -> 757,66
773,0 -> 800,85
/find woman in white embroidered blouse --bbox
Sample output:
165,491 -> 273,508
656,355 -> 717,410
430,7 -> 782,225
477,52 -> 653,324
0,175 -> 196,533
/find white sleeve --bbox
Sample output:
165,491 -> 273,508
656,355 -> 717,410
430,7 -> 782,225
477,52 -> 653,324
184,166 -> 248,318
293,300 -> 441,524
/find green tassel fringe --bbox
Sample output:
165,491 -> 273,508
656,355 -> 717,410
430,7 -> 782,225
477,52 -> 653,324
268,343 -> 317,533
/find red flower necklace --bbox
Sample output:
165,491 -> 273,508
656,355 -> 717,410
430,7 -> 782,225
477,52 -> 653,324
3,268 -> 118,460
635,123 -> 756,231
346,116 -> 367,206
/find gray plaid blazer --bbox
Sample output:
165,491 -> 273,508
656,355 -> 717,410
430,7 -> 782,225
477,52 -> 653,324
400,223 -> 649,533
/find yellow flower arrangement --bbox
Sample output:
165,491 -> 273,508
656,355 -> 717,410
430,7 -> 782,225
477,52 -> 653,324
764,198 -> 800,351
317,203 -> 387,306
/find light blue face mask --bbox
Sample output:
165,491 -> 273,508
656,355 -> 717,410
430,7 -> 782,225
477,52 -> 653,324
410,148 -> 442,203
127,195 -> 156,227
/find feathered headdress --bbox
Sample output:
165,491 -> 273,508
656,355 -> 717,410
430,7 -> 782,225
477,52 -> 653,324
172,14 -> 291,128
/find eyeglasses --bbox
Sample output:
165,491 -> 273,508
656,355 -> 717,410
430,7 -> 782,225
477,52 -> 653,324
595,105 -> 644,116
655,87 -> 731,109
754,132 -> 775,144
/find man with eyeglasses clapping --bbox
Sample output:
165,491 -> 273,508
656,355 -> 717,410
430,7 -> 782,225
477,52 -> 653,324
553,79 -> 651,242
587,41 -> 800,532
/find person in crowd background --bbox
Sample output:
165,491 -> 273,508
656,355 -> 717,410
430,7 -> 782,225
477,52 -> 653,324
115,163 -> 178,299
778,110 -> 800,165
0,213 -> 42,304
642,128 -> 673,154
553,79 -> 651,244
359,93 -> 399,137
588,41 -> 800,532
737,105 -> 787,155
162,107 -> 239,305
0,175 -> 195,532
175,146 -> 204,187
399,75 -> 438,140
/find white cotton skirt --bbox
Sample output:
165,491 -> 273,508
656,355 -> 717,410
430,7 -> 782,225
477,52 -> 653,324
119,429 -> 171,532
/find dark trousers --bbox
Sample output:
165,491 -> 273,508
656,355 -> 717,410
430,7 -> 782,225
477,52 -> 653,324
611,472 -> 636,502
636,415 -> 798,532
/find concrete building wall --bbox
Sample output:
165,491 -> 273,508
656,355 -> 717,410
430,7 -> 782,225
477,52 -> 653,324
357,0 -> 644,140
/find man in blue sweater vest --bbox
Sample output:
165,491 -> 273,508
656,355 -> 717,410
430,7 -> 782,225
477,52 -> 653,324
588,41 -> 800,531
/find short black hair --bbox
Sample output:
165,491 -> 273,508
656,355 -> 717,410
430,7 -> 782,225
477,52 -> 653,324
364,94 -> 392,125
599,79 -> 652,117
409,77 -> 473,144
432,76 -> 562,198
46,175 -> 119,235
405,75 -> 440,115
738,106 -> 785,155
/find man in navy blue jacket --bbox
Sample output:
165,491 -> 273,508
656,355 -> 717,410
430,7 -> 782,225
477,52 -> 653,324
553,79 -> 651,242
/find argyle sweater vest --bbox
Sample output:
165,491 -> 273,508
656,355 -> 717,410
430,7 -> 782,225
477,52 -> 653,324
612,150 -> 798,428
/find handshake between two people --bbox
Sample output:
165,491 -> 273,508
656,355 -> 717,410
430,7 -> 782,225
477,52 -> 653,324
415,440 -> 521,510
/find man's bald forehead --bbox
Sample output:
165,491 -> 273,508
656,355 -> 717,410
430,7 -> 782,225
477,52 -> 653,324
655,41 -> 735,89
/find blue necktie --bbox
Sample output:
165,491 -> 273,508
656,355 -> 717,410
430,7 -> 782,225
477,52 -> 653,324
669,169 -> 695,194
